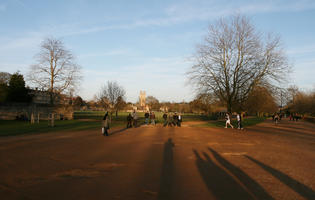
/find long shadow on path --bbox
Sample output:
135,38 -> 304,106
109,128 -> 128,136
208,148 -> 274,200
158,138 -> 175,200
245,155 -> 315,200
193,149 -> 253,200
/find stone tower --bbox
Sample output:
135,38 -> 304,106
139,91 -> 146,107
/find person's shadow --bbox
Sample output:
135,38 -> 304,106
245,155 -> 315,200
109,128 -> 128,136
158,138 -> 175,200
193,149 -> 254,200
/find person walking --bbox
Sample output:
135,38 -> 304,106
177,113 -> 182,127
102,111 -> 110,136
163,112 -> 168,127
144,111 -> 149,125
150,111 -> 156,125
237,113 -> 243,130
225,113 -> 234,129
132,110 -> 138,128
274,113 -> 279,125
168,113 -> 173,127
127,113 -> 133,128
173,112 -> 179,126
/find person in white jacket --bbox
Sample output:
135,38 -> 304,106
225,113 -> 234,129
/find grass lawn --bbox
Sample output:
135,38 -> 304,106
0,120 -> 125,137
0,112 -> 266,136
194,117 -> 266,128
74,111 -> 210,122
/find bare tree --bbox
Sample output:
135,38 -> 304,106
188,15 -> 290,113
28,37 -> 82,105
98,81 -> 126,116
146,96 -> 160,110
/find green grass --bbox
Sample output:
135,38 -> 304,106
194,117 -> 266,128
1,111 -> 265,136
0,120 -> 125,137
74,111 -> 210,122
0,111 -> 212,136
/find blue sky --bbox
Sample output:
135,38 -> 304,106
0,0 -> 315,102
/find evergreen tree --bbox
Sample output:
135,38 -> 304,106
7,72 -> 32,103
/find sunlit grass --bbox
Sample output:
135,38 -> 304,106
0,112 -> 266,136
0,120 -> 124,136
194,117 -> 266,128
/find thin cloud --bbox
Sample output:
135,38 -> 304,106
79,49 -> 134,58
56,0 -> 315,37
0,4 -> 6,11
165,0 -> 315,22
287,44 -> 315,55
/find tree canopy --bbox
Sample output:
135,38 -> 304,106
7,72 -> 32,103
188,15 -> 290,112
28,37 -> 82,105
98,81 -> 126,116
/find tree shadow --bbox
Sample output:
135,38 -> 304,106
158,138 -> 175,200
245,155 -> 315,200
208,147 -> 274,200
193,149 -> 253,200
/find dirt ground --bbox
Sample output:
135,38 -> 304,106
0,119 -> 314,200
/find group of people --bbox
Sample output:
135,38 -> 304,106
125,110 -> 182,128
103,111 -> 246,136
144,111 -> 156,125
289,113 -> 301,122
127,110 -> 139,128
162,112 -> 182,127
225,113 -> 243,130
273,113 -> 301,125
272,113 -> 282,125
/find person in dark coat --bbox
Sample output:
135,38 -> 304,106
168,113 -> 173,127
173,112 -> 179,126
274,113 -> 279,125
127,113 -> 133,128
144,111 -> 149,125
102,111 -> 109,136
163,112 -> 168,127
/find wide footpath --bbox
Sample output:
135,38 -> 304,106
0,119 -> 314,200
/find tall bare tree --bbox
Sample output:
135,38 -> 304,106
188,15 -> 290,113
28,37 -> 81,105
98,81 -> 126,116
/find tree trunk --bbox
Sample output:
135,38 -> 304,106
227,100 -> 232,113
50,92 -> 54,105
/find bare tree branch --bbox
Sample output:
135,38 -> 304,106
187,15 -> 290,112
28,37 -> 82,105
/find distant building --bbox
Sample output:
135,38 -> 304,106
139,91 -> 146,107
29,89 -> 51,104
29,89 -> 68,105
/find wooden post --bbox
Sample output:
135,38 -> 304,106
37,113 -> 40,124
